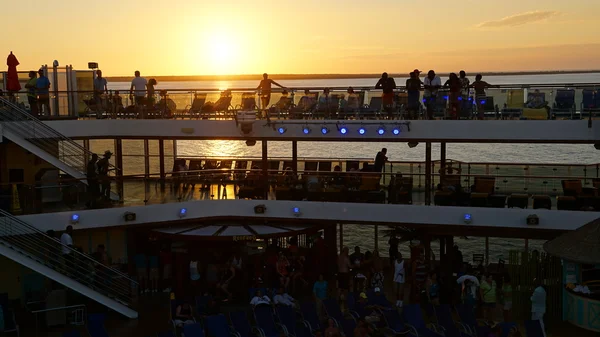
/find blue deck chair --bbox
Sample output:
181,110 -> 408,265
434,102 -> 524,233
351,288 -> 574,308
380,309 -> 410,335
87,314 -> 109,337
229,311 -> 253,337
322,298 -> 350,326
580,89 -> 600,119
275,305 -> 313,337
434,305 -> 470,337
341,318 -> 356,337
299,302 -> 321,332
434,91 -> 449,118
401,304 -> 443,337
171,301 -> 197,331
205,314 -> 241,337
254,306 -> 284,337
454,304 -> 490,337
345,293 -> 360,319
62,330 -> 81,337
524,320 -> 544,337
184,323 -> 206,337
496,322 -> 517,337
552,89 -> 575,119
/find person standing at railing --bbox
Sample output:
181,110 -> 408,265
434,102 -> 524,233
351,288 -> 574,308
423,70 -> 442,120
24,71 -> 38,116
375,72 -> 397,119
36,69 -> 51,115
97,150 -> 113,200
257,73 -> 285,117
93,70 -> 108,113
129,70 -> 148,106
470,74 -> 492,120
406,71 -> 422,120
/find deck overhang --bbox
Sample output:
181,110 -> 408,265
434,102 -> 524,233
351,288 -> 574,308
40,120 -> 600,144
15,200 -> 600,240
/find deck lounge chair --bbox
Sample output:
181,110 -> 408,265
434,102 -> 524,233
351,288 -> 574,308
361,97 -> 382,118
228,311 -> 254,337
237,93 -> 258,111
401,304 -> 443,337
522,91 -> 549,120
580,89 -> 600,119
501,89 -> 524,119
290,92 -> 317,119
455,304 -> 490,337
184,93 -> 207,118
184,323 -> 205,337
253,306 -> 286,337
552,89 -> 575,119
434,305 -> 471,337
341,318 -> 356,337
339,92 -> 364,119
433,90 -> 449,119
322,298 -> 351,326
275,306 -> 313,337
299,302 -> 321,332
205,314 -> 241,337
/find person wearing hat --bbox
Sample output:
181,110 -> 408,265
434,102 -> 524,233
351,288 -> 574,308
97,150 -> 113,200
406,70 -> 422,120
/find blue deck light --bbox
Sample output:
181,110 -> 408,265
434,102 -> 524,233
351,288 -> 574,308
463,213 -> 472,224
358,127 -> 366,135
179,208 -> 187,218
377,126 -> 385,135
302,126 -> 311,134
392,128 -> 400,135
278,127 -> 287,134
339,127 -> 348,135
70,214 -> 80,224
321,126 -> 330,134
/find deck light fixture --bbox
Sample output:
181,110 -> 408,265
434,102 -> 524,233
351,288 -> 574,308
392,128 -> 401,135
124,212 -> 137,222
302,126 -> 311,134
277,127 -> 287,134
377,126 -> 386,135
179,208 -> 187,218
358,127 -> 366,135
70,214 -> 80,224
321,126 -> 330,135
292,207 -> 301,217
463,213 -> 472,224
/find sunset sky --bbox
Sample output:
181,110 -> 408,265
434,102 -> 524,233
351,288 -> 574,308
5,0 -> 600,76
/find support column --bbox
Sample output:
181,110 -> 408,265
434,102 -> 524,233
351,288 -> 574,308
339,224 -> 344,252
262,140 -> 269,200
485,237 -> 490,265
425,142 -> 432,205
83,139 -> 90,164
159,139 -> 165,191
173,140 -> 178,160
114,139 -> 124,198
440,236 -> 446,265
292,141 -> 298,175
447,236 -> 455,274
143,139 -> 150,178
324,224 -> 337,273
374,225 -> 379,252
440,142 -> 447,184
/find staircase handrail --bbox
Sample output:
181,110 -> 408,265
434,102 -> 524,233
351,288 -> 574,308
0,209 -> 137,286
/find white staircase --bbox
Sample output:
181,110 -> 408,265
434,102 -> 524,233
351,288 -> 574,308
0,209 -> 138,318
0,98 -> 118,200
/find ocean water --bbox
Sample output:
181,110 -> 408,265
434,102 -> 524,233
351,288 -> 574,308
100,73 -> 599,261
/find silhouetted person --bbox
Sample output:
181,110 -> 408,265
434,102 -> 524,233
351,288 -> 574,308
86,153 -> 99,207
257,73 -> 284,113
374,148 -> 388,172
375,72 -> 396,119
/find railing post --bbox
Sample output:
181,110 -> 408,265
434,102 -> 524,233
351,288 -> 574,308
425,142 -> 432,205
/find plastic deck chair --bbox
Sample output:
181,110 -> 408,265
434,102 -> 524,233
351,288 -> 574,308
401,304 -> 443,337
434,305 -> 470,337
322,298 -> 348,326
341,318 -> 356,337
274,306 -> 296,337
380,309 -> 410,335
580,89 -> 600,119
434,91 -> 449,118
524,320 -> 544,337
237,93 -> 258,111
299,302 -> 321,332
205,314 -> 241,337
62,331 -> 81,337
455,304 -> 490,337
229,311 -> 253,337
502,89 -> 524,119
362,96 -> 382,118
185,93 -> 207,118
522,91 -> 548,120
344,293 -> 360,319
184,323 -> 205,337
552,89 -> 575,119
253,306 -> 283,337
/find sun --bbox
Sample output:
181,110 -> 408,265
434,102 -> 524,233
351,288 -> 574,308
206,33 -> 238,73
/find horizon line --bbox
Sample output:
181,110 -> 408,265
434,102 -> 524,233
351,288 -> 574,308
104,69 -> 600,81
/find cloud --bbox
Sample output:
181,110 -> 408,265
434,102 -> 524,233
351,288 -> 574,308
477,11 -> 560,28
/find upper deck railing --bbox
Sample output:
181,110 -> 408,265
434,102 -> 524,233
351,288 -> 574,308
3,82 -> 600,120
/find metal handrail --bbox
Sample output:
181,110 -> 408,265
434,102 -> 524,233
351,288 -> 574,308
0,209 -> 137,302
0,97 -> 117,172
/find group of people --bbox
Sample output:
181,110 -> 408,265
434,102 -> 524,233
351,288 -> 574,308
85,150 -> 114,207
24,69 -> 52,115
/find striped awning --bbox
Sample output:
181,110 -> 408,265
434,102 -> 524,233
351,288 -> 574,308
153,223 -> 315,241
